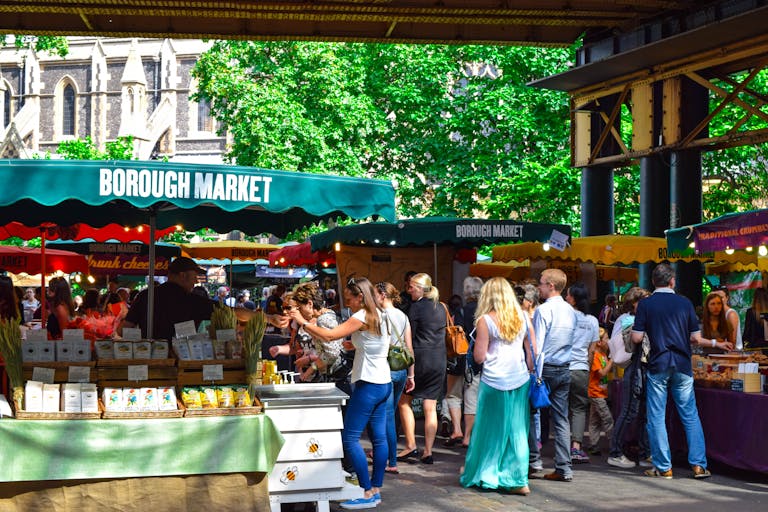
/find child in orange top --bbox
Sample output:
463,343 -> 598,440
587,327 -> 614,455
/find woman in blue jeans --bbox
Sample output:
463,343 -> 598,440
374,282 -> 415,473
291,277 -> 392,510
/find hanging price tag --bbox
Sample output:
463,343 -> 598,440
202,364 -> 224,381
128,365 -> 149,382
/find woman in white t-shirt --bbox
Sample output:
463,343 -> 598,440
459,277 -> 536,496
289,277 -> 391,510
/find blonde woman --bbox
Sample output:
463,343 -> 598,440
459,277 -> 535,495
397,273 -> 446,465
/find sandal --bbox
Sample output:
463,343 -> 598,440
443,436 -> 463,447
507,486 -> 530,496
385,466 -> 400,474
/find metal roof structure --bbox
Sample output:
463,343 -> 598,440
0,1 -> 697,46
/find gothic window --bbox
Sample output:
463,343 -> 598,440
3,85 -> 11,127
197,97 -> 214,132
62,84 -> 76,136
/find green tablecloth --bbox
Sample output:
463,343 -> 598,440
0,415 -> 284,482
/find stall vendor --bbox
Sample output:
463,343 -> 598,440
119,257 -> 213,340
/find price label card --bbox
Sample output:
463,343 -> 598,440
548,229 -> 570,252
122,328 -> 142,341
128,365 -> 149,382
202,364 -> 224,381
62,329 -> 85,341
68,366 -> 91,383
32,367 -> 55,384
174,320 -> 197,338
215,329 -> 236,342
26,329 -> 48,342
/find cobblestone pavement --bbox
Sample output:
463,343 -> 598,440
321,430 -> 768,512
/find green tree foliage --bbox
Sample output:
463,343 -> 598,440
56,136 -> 135,160
2,35 -> 68,57
193,41 -> 580,229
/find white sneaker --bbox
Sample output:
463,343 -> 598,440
607,455 -> 636,469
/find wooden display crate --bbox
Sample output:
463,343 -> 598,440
176,359 -> 246,387
100,398 -> 185,419
96,358 -> 178,389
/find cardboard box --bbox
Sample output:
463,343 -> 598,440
24,380 -> 44,412
141,387 -> 159,411
133,341 -> 152,359
38,340 -> 56,362
732,373 -> 761,393
124,388 -> 141,411
72,340 -> 92,362
95,340 -> 114,359
158,387 -> 178,411
21,340 -> 39,362
151,340 -> 169,359
113,341 -> 134,359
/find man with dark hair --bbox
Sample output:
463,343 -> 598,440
631,263 -> 732,480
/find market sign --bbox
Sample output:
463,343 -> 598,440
87,254 -> 170,275
666,208 -> 768,254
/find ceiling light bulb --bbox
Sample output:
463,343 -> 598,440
334,242 -> 341,252
725,248 -> 734,255
746,246 -> 753,252
542,243 -> 550,252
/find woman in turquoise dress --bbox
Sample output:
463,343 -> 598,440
459,277 -> 536,495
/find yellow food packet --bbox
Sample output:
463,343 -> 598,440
217,386 -> 235,408
181,387 -> 202,410
234,386 -> 252,408
201,386 -> 219,408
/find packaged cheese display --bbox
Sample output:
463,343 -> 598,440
200,387 -> 219,408
24,380 -> 44,412
103,388 -> 123,412
133,341 -> 152,359
81,384 -> 99,413
216,387 -> 235,408
61,383 -> 82,413
158,387 -> 178,411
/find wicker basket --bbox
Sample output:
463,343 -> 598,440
14,400 -> 103,420
183,404 -> 262,417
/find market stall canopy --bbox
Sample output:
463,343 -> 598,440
0,246 -> 88,275
0,160 -> 397,236
493,234 -> 704,265
47,240 -> 181,258
666,208 -> 768,254
470,260 -> 638,282
310,217 -> 571,251
0,222 -> 180,243
180,241 -> 280,261
268,241 -> 335,267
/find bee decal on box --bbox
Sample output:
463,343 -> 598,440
307,438 -> 323,458
280,466 -> 298,484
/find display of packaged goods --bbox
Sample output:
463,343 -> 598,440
25,381 -> 44,412
72,340 -> 92,362
113,341 -> 134,359
202,340 -> 215,360
158,387 -> 178,411
216,386 -> 235,408
21,340 -> 39,362
56,340 -> 74,362
213,340 -> 227,360
181,387 -> 203,410
95,340 -> 114,359
42,383 -> 61,412
141,387 -> 159,411
234,386 -> 252,408
133,341 -> 152,359
62,383 -> 82,412
103,388 -> 123,412
81,383 -> 99,413
172,339 -> 192,360
187,339 -> 204,360
226,341 -> 243,359
38,340 -> 56,362
151,341 -> 169,359
200,387 -> 219,408
124,388 -> 141,411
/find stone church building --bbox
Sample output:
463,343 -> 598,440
0,37 -> 228,162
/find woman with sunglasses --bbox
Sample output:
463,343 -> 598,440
287,277 -> 391,510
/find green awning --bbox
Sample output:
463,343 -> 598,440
310,217 -> 571,251
0,160 -> 396,236
666,208 -> 768,254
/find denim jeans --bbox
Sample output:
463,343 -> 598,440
529,365 -> 572,477
645,369 -> 707,472
387,369 -> 407,467
569,369 -> 589,445
343,380 -> 392,490
609,358 -> 649,459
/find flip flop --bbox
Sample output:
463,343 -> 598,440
385,467 -> 400,474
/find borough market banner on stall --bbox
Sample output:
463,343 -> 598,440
0,160 -> 396,236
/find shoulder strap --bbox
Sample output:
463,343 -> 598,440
440,302 -> 454,328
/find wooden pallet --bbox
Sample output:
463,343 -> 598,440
96,359 -> 178,389
176,358 -> 246,386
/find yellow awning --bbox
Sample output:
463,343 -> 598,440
470,261 -> 637,282
179,241 -> 280,261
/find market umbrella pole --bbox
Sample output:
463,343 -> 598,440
147,212 -> 157,339
40,228 -> 46,328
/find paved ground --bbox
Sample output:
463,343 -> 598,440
318,426 -> 768,512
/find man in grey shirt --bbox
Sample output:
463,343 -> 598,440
529,268 -> 577,481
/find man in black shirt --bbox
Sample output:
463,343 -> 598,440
120,257 -> 213,340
